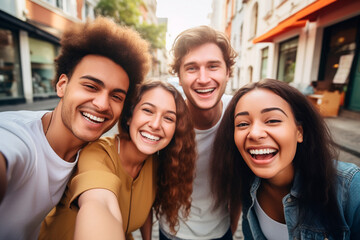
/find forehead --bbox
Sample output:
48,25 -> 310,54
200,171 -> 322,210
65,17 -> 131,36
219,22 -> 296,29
138,87 -> 176,110
235,89 -> 293,115
181,42 -> 225,65
72,54 -> 129,88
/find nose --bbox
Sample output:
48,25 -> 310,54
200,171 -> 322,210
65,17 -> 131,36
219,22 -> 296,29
197,67 -> 210,84
148,114 -> 161,130
92,92 -> 110,111
247,121 -> 267,140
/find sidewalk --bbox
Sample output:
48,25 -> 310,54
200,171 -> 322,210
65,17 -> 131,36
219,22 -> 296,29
0,98 -> 59,112
325,115 -> 360,166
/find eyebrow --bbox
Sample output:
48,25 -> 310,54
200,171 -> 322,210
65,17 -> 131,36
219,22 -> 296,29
141,102 -> 177,116
183,60 -> 222,68
261,107 -> 288,117
80,75 -> 127,95
234,107 -> 288,118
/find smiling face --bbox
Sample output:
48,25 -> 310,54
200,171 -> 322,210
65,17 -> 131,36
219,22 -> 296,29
234,89 -> 303,182
179,42 -> 229,111
57,54 -> 129,143
129,87 -> 177,155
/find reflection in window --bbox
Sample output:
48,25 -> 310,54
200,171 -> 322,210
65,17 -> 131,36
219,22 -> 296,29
0,28 -> 23,100
29,37 -> 58,98
277,37 -> 298,83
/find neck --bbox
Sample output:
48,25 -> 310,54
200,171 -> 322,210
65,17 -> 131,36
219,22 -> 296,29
256,168 -> 294,224
43,106 -> 87,163
119,137 -> 149,179
187,100 -> 223,130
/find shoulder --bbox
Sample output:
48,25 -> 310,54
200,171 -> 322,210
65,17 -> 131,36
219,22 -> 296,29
77,136 -> 118,169
335,161 -> 360,202
336,161 -> 360,183
0,110 -> 47,124
0,111 -> 47,170
81,136 -> 116,154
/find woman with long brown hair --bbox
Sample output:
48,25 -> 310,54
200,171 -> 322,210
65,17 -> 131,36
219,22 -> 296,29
211,79 -> 360,239
40,80 -> 197,240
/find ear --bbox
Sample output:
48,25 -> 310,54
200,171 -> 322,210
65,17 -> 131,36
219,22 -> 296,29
56,74 -> 68,98
296,125 -> 303,143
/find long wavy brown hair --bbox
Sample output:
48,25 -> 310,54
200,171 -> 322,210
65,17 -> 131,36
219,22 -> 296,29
119,80 -> 197,233
211,78 -> 343,238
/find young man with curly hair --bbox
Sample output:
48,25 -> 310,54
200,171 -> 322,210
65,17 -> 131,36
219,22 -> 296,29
0,17 -> 150,239
159,26 -> 238,240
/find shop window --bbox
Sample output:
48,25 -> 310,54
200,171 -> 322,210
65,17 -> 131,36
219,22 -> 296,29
277,37 -> 298,83
260,47 -> 268,80
318,16 -> 358,90
0,28 -> 23,100
29,37 -> 58,98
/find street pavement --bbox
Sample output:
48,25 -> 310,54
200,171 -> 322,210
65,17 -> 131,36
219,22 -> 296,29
1,99 -> 359,239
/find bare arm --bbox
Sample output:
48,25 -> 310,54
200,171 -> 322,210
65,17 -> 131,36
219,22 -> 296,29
0,153 -> 7,204
140,209 -> 153,240
74,188 -> 125,240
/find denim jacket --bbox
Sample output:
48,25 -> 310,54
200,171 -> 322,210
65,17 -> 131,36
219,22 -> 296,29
242,161 -> 360,240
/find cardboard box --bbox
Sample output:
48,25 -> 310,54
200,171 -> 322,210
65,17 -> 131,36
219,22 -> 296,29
307,91 -> 341,117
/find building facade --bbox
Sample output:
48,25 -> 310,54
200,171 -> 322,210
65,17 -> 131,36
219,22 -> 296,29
0,0 -> 167,107
227,0 -> 360,112
0,0 -> 98,105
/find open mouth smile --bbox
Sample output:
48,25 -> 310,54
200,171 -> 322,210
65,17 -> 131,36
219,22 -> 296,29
82,112 -> 105,123
140,131 -> 160,142
248,148 -> 278,160
195,88 -> 215,94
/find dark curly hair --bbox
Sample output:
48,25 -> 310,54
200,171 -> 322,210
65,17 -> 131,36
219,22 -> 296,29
169,25 -> 237,77
119,80 -> 197,233
211,78 -> 343,238
54,16 -> 151,123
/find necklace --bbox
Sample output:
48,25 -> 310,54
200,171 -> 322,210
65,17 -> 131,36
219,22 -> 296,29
45,111 -> 53,136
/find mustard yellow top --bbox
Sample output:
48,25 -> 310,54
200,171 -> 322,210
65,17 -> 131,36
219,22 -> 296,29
39,136 -> 156,240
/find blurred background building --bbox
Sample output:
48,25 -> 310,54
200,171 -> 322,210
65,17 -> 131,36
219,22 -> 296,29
215,0 -> 360,114
0,0 -> 168,106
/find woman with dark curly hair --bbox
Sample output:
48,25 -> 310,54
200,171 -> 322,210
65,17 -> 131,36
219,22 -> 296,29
211,79 -> 360,239
40,80 -> 196,240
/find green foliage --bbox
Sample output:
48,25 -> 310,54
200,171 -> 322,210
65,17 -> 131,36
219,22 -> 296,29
95,0 -> 166,49
137,22 -> 166,49
95,0 -> 141,27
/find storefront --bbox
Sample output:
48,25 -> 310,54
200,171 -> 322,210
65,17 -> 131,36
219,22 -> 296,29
0,9 -> 59,105
253,0 -> 360,114
318,15 -> 360,111
0,27 -> 23,102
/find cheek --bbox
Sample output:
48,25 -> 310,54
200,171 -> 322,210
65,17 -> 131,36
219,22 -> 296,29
234,131 -> 244,152
166,125 -> 176,140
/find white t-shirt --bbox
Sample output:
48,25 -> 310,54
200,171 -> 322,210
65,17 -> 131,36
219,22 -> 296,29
160,95 -> 232,239
254,197 -> 289,240
0,111 -> 78,239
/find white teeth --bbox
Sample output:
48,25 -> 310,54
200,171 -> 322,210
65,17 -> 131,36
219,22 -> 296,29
140,131 -> 160,141
83,112 -> 105,123
196,88 -> 214,93
249,149 -> 276,155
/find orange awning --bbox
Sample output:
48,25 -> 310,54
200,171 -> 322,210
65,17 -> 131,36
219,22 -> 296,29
253,0 -> 338,43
